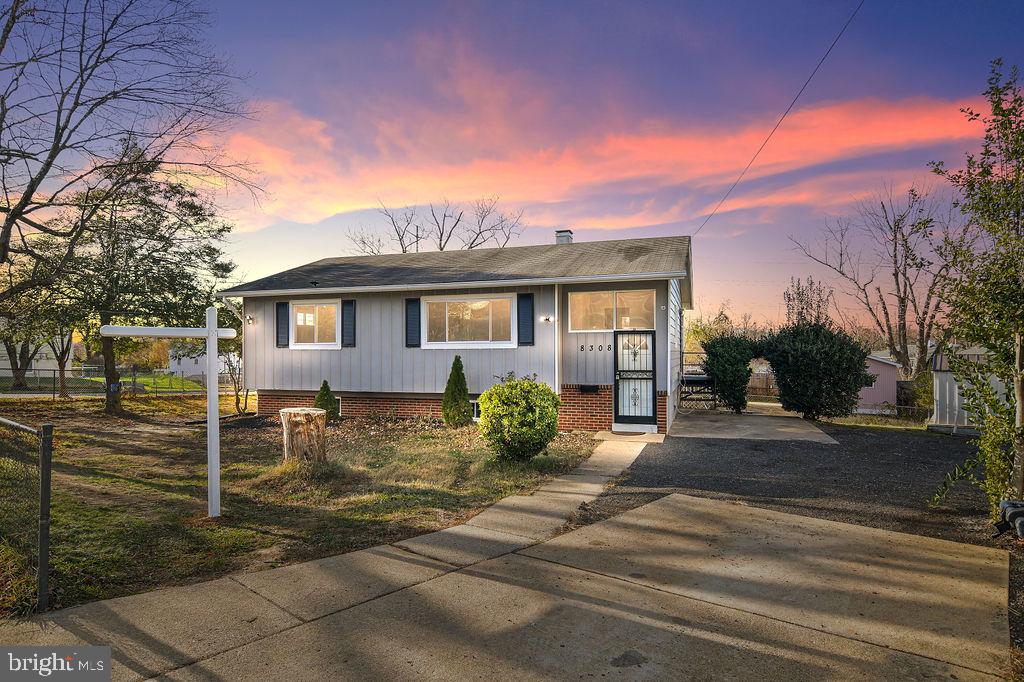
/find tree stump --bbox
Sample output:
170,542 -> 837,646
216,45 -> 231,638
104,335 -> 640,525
280,407 -> 327,462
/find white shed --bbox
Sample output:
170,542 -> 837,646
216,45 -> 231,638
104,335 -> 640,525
930,347 -> 1006,434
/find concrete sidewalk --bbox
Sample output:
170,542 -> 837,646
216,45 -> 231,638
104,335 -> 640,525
1,437 -> 648,680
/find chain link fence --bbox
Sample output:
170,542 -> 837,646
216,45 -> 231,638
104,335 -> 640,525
0,416 -> 52,615
0,367 -> 234,399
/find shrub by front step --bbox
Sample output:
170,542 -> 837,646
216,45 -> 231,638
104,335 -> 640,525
478,374 -> 560,461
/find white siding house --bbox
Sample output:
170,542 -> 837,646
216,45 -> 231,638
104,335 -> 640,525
221,234 -> 693,434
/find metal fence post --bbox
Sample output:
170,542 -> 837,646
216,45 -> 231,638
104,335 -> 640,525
37,423 -> 52,611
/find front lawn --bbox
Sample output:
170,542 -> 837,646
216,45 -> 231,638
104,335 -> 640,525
0,396 -> 595,615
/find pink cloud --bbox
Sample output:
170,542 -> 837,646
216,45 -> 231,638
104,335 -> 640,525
222,87 -> 980,232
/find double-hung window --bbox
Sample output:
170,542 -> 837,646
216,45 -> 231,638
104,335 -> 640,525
422,294 -> 516,348
290,301 -> 341,349
568,289 -> 656,332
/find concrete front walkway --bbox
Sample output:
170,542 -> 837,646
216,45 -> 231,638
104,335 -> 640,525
1,440 -> 1009,679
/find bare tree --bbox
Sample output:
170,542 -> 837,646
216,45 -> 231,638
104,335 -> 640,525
783,276 -> 834,325
423,198 -> 464,251
348,196 -> 524,255
462,196 -> 524,249
792,184 -> 970,380
0,0 -> 255,305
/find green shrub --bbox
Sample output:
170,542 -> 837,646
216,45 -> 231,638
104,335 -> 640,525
762,322 -> 873,420
478,374 -> 560,461
441,355 -> 473,427
314,380 -> 340,421
702,335 -> 758,413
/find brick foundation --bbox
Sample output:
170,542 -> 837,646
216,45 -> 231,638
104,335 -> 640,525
259,387 -> 666,433
558,384 -> 614,432
257,391 -> 315,416
341,394 -> 441,419
257,391 -> 441,420
558,385 -> 667,434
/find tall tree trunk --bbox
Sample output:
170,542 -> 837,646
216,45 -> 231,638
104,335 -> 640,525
100,312 -> 122,414
1014,333 -> 1024,497
3,339 -> 35,390
56,357 -> 69,399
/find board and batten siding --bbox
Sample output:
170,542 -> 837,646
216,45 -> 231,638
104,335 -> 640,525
666,278 -> 683,429
243,286 -> 555,395
559,280 -> 670,391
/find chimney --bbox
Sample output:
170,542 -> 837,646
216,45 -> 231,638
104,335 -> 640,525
555,229 -> 573,245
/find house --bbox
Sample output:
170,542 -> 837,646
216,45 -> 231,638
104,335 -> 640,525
219,232 -> 693,434
0,334 -> 69,377
855,354 -> 900,414
168,345 -> 237,379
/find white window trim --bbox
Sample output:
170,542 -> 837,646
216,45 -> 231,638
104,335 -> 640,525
568,289 -> 657,333
289,299 -> 342,350
421,292 -> 517,349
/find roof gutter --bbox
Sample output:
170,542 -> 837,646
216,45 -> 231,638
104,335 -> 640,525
217,270 -> 688,298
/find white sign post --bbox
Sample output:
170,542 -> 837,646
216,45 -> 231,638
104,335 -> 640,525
100,306 -> 237,517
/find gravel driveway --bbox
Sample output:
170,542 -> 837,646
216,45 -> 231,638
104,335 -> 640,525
566,421 -> 1024,654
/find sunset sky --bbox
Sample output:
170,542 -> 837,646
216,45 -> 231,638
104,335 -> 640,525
208,1 -> 1023,322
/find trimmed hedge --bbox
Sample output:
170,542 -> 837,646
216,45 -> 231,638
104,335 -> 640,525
478,374 -> 560,461
701,335 -> 757,413
762,322 -> 873,420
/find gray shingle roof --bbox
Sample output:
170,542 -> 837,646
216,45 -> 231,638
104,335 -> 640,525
220,236 -> 691,295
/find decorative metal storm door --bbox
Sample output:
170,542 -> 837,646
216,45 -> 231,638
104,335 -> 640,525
614,330 -> 656,425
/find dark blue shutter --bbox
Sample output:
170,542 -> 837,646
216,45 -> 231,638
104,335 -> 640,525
275,302 -> 290,347
517,293 -> 534,346
341,300 -> 356,347
405,298 -> 421,347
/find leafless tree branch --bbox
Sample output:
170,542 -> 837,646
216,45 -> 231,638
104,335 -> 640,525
791,183 -> 974,379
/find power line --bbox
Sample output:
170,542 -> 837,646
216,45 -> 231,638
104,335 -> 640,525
692,0 -> 866,237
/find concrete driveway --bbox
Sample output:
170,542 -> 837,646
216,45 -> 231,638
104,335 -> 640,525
4,492 -> 1007,679
670,403 -> 838,443
163,494 -> 1006,680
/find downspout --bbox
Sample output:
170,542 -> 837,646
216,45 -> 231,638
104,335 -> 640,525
554,284 -> 561,394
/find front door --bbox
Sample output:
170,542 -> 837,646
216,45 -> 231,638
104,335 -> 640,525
614,330 -> 656,425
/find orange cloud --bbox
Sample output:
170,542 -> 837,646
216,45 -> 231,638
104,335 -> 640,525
222,92 -> 979,232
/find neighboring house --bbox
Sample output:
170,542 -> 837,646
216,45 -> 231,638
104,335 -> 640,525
856,354 -> 900,414
0,338 -> 66,376
219,232 -> 693,434
168,345 -> 236,378
930,347 -> 1006,433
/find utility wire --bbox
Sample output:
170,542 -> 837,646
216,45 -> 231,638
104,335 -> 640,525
692,0 -> 866,237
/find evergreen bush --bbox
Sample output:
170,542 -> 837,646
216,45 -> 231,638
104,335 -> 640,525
313,379 -> 340,421
478,373 -> 560,461
762,322 -> 873,420
702,335 -> 758,413
442,355 -> 474,427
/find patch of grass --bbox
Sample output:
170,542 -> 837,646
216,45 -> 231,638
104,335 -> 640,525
0,541 -> 36,616
249,458 -> 365,500
0,396 -> 596,615
825,413 -> 929,430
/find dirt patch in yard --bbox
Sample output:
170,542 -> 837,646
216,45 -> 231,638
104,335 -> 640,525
0,396 -> 595,614
564,420 -> 1024,665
